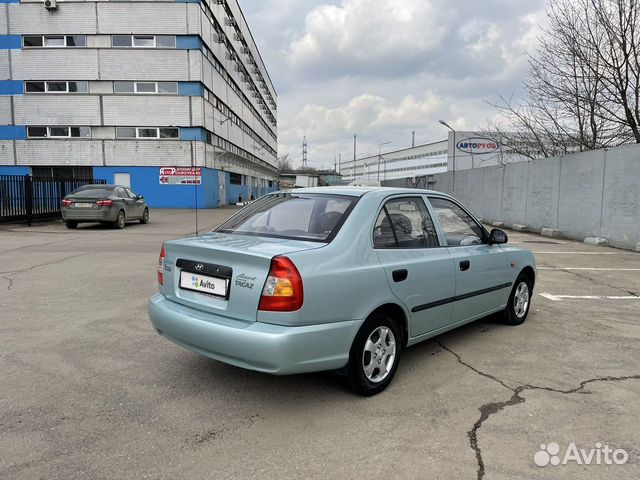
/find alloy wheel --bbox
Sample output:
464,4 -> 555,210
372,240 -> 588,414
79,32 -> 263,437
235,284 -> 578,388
514,281 -> 530,318
362,326 -> 396,383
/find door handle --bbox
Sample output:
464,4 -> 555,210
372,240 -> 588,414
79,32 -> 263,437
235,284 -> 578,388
459,260 -> 471,271
392,269 -> 408,282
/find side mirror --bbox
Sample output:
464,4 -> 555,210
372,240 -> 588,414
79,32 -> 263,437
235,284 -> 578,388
489,228 -> 508,244
137,195 -> 144,200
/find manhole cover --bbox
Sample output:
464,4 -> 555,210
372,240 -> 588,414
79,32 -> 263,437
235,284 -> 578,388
522,240 -> 562,244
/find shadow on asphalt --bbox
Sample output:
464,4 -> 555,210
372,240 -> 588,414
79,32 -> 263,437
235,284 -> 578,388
163,312 -> 509,400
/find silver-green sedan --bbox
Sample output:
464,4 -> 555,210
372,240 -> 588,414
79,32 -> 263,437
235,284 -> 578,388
148,187 -> 536,395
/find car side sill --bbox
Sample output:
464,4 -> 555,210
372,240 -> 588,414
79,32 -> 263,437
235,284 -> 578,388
406,305 -> 507,347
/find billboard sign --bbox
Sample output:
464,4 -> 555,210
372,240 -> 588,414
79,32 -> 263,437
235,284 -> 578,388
159,167 -> 201,186
456,137 -> 499,155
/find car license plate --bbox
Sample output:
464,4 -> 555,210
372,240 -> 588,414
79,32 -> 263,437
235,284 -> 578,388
74,203 -> 93,208
179,270 -> 229,298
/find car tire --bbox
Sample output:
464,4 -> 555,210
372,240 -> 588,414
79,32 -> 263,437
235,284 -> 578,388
347,312 -> 402,396
113,210 -> 126,229
65,221 -> 78,229
504,273 -> 533,326
140,208 -> 149,224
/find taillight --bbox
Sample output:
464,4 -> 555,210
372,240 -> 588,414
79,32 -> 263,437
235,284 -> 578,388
157,243 -> 165,285
258,256 -> 304,312
61,199 -> 72,207
97,199 -> 113,206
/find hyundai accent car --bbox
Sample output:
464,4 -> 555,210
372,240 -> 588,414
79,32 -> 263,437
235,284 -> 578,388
148,187 -> 535,395
61,184 -> 149,229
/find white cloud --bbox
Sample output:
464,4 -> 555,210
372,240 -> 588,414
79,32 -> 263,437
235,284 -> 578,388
239,0 -> 548,168
289,0 -> 449,76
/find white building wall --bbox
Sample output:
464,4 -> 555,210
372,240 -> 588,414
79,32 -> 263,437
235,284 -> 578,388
15,140 -> 104,165
14,96 -> 102,125
0,97 -> 12,124
104,141 -> 192,166
0,141 -> 14,165
102,97 -> 191,126
96,3 -> 188,34
343,140 -> 449,182
12,50 -> 100,79
8,3 -> 98,34
0,52 -> 8,80
98,50 -> 190,81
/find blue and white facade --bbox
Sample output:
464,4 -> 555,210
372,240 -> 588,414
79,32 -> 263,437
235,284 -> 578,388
0,0 -> 278,207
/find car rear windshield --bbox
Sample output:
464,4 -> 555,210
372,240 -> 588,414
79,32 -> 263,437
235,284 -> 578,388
70,187 -> 114,197
215,193 -> 357,242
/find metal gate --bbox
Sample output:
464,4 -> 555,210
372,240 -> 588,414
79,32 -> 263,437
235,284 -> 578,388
0,175 -> 106,226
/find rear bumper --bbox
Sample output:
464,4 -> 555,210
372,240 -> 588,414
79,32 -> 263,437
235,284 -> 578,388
62,207 -> 117,222
148,293 -> 363,375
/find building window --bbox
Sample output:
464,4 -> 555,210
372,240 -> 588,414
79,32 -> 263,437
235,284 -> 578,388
157,82 -> 177,94
133,35 -> 155,47
23,35 -> 86,48
111,35 -> 176,49
112,35 -> 132,47
26,126 -> 48,138
25,81 -> 89,94
229,172 -> 242,185
113,81 -> 177,94
27,126 -> 90,138
155,36 -> 176,48
136,82 -> 156,93
159,128 -> 179,138
115,127 -> 179,139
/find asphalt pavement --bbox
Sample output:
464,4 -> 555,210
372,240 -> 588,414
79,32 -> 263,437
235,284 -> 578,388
1,209 -> 638,479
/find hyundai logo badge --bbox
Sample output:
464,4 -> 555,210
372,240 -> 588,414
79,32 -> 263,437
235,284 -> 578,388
195,264 -> 204,271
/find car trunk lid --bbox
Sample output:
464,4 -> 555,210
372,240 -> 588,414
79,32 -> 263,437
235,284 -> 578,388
162,232 -> 322,322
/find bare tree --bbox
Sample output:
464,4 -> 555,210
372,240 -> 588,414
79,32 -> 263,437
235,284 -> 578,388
276,153 -> 292,172
488,0 -> 640,159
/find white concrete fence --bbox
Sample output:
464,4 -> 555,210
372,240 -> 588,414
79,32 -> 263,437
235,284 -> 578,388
385,144 -> 640,251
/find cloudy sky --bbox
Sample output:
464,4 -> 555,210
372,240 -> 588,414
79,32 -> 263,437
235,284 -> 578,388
239,0 -> 548,169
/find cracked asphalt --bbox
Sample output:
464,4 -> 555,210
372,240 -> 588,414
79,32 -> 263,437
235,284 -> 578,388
1,209 -> 639,479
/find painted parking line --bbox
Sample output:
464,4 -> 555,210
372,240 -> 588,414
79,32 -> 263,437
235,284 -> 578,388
537,267 -> 640,271
540,293 -> 640,302
532,251 -> 636,255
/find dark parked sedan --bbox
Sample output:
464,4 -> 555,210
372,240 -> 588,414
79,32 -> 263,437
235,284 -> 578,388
61,184 -> 149,229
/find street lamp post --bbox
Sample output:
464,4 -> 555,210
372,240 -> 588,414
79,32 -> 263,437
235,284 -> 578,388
439,120 -> 456,192
377,141 -> 392,182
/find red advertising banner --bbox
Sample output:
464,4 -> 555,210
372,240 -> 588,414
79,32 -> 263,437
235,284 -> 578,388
159,167 -> 202,185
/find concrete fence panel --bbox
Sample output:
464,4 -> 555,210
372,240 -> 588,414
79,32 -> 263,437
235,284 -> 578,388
454,168 -> 483,217
418,144 -> 640,250
502,163 -> 529,226
481,166 -> 504,222
557,149 -> 605,241
600,146 -> 640,249
525,157 -> 561,232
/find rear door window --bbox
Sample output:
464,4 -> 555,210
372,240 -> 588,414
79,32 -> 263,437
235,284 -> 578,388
215,193 -> 357,242
373,197 -> 439,248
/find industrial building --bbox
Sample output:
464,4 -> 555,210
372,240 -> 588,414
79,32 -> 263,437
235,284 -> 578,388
0,0 -> 278,207
343,131 -> 537,185
341,140 -> 448,183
